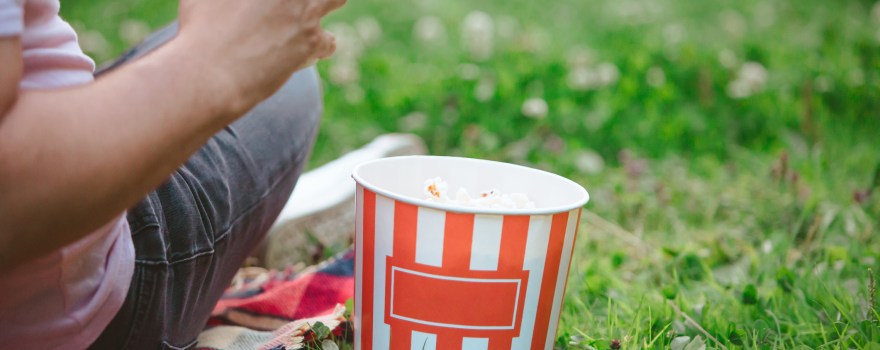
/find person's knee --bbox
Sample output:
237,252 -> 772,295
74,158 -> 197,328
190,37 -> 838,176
284,66 -> 322,159
236,65 -> 323,156
243,66 -> 323,228
278,66 -> 323,132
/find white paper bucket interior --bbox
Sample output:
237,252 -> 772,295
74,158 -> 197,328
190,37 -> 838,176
352,156 -> 589,215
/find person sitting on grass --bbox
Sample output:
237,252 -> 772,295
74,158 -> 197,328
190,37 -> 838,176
0,0 -> 347,348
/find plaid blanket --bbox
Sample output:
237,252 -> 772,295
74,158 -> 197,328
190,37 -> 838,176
196,248 -> 355,350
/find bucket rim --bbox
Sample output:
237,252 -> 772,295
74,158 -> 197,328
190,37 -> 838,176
351,155 -> 590,215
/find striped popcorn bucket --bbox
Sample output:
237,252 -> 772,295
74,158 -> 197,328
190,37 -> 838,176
351,156 -> 589,350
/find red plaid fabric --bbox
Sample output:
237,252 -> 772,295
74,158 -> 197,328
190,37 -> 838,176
208,248 -> 355,331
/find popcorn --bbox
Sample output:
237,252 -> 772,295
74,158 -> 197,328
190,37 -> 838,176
423,177 -> 535,209
424,177 -> 450,201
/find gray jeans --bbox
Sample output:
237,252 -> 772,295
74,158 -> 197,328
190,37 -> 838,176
88,23 -> 322,349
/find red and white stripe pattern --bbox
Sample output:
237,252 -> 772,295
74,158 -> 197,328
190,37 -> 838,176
354,186 -> 581,350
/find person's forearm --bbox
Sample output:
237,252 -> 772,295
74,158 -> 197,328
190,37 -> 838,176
0,35 -> 255,270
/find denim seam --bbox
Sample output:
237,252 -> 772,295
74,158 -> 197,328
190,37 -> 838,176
178,166 -> 217,237
130,222 -> 159,236
161,338 -> 198,350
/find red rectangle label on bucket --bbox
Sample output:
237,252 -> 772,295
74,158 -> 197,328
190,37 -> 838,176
388,266 -> 526,330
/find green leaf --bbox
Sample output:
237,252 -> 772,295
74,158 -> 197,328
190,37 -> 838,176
311,321 -> 332,340
591,339 -> 610,349
670,336 -> 691,350
684,335 -> 706,350
344,298 -> 355,317
776,267 -> 795,293
825,245 -> 849,263
662,283 -> 679,300
611,252 -> 626,267
680,253 -> 705,281
742,284 -> 758,305
663,246 -> 681,257
671,335 -> 707,350
728,323 -> 745,346
860,320 -> 878,340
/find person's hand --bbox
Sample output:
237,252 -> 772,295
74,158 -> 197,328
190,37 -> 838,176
176,0 -> 345,111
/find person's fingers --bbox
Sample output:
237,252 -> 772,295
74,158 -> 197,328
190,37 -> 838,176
312,0 -> 347,17
312,30 -> 336,59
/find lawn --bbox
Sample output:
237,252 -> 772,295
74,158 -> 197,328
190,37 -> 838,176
61,0 -> 880,348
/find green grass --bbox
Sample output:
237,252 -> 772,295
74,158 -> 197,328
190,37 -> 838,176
61,0 -> 880,348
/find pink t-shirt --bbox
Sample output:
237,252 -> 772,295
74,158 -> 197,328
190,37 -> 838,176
0,0 -> 135,348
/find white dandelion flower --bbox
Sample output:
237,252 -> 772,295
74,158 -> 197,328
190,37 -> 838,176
646,66 -> 666,87
505,139 -> 532,161
119,19 -> 150,47
873,1 -> 880,23
812,262 -> 827,275
718,49 -> 738,69
574,149 -> 605,174
739,61 -> 767,89
567,67 -> 600,91
597,62 -> 620,86
662,23 -> 685,45
720,10 -> 746,38
754,2 -> 776,28
521,97 -> 549,119
413,16 -> 447,44
327,23 -> 364,61
355,17 -> 382,45
567,46 -> 596,69
761,240 -> 773,254
543,133 -> 565,154
614,0 -> 646,20
478,131 -> 501,151
457,63 -> 481,80
516,27 -> 548,53
329,59 -> 360,86
399,112 -> 429,132
727,61 -> 768,98
726,79 -> 751,99
474,77 -> 496,102
461,11 -> 494,60
78,30 -> 110,59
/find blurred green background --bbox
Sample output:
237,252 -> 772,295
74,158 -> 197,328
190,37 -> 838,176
63,0 -> 879,348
